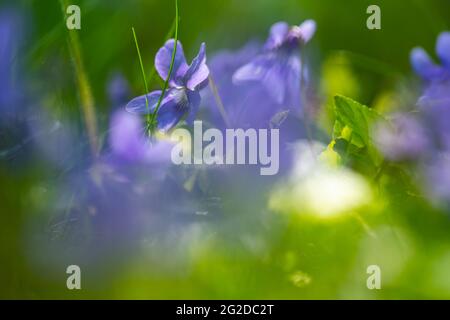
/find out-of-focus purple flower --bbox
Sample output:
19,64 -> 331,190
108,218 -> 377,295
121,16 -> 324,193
109,110 -> 173,164
407,32 -> 450,208
411,32 -> 450,152
205,42 -> 279,129
425,156 -> 450,205
0,8 -> 22,116
126,40 -> 209,132
107,72 -> 130,108
418,81 -> 450,151
411,32 -> 450,82
232,20 -> 316,110
374,114 -> 430,162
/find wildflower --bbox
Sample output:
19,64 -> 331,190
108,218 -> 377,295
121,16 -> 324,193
0,8 -> 22,115
426,156 -> 450,205
126,40 -> 209,132
407,32 -> 450,208
109,110 -> 173,164
205,42 -> 276,128
232,20 -> 316,109
410,32 -> 450,82
374,114 -> 430,162
410,32 -> 450,151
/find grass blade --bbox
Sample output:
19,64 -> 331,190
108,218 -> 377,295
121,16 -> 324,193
149,0 -> 179,132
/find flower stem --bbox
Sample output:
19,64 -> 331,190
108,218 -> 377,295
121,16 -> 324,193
354,212 -> 377,239
208,75 -> 231,127
131,27 -> 151,124
150,0 -> 179,132
60,0 -> 98,156
148,18 -> 176,88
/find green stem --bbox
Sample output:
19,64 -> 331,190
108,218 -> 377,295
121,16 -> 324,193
208,75 -> 231,127
60,0 -> 98,156
149,0 -> 179,132
373,159 -> 388,183
131,27 -> 150,123
148,18 -> 176,88
354,213 -> 377,239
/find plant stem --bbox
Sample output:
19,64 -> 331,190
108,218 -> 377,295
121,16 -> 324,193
150,0 -> 179,131
148,18 -> 176,88
60,0 -> 98,156
208,75 -> 231,127
131,27 -> 150,124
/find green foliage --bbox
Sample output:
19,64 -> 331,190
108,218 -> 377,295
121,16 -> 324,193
333,95 -> 384,148
328,95 -> 385,173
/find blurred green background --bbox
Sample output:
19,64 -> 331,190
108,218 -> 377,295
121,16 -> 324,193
1,0 -> 450,299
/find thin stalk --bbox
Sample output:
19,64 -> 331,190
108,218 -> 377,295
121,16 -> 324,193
354,213 -> 377,239
59,0 -> 98,156
131,27 -> 150,123
150,0 -> 179,131
148,18 -> 176,88
208,75 -> 231,127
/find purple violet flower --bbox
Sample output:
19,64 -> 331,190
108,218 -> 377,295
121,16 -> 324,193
109,110 -> 173,165
232,20 -> 316,109
406,32 -> 450,208
410,32 -> 450,82
126,40 -> 209,132
0,8 -> 22,116
410,32 -> 450,152
425,156 -> 450,205
374,114 -> 430,162
205,42 -> 277,128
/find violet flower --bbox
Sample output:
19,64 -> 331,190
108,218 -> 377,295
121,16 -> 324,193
410,32 -> 450,82
374,114 -> 430,162
109,110 -> 173,165
0,8 -> 22,116
410,32 -> 450,151
126,39 -> 209,132
408,32 -> 450,207
426,156 -> 450,204
204,42 -> 276,128
232,20 -> 316,109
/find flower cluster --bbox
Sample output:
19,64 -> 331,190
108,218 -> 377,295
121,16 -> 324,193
124,20 -> 316,134
233,20 -> 316,109
375,32 -> 450,206
206,21 -> 316,131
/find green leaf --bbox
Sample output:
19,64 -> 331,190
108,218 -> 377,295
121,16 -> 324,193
333,95 -> 384,148
331,95 -> 386,171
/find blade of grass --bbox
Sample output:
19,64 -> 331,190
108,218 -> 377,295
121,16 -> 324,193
59,0 -> 98,156
208,75 -> 231,127
149,0 -> 179,132
131,27 -> 150,124
148,18 -> 176,88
